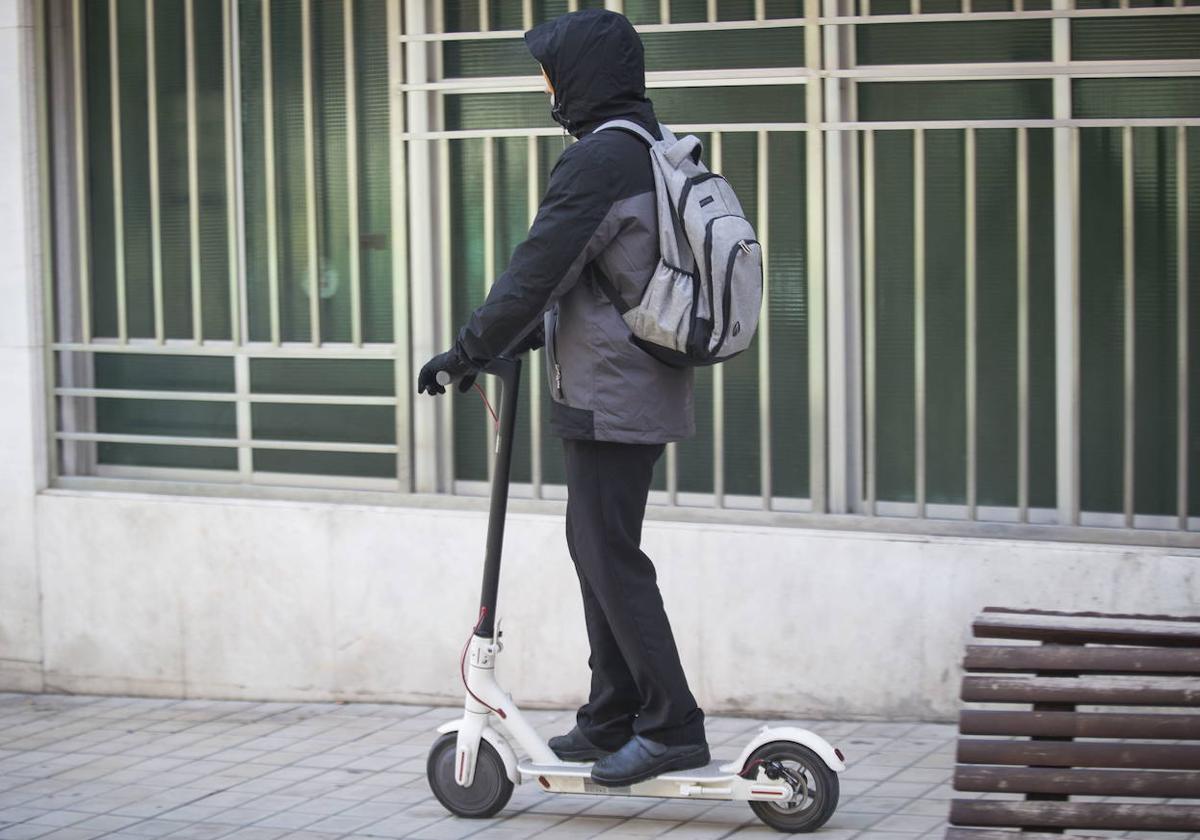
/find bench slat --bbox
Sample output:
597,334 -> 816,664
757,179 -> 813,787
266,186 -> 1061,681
963,645 -> 1200,676
973,612 -> 1200,646
945,830 -> 1110,840
953,765 -> 1200,796
961,675 -> 1200,706
956,739 -> 1200,769
982,607 -> 1200,622
949,801 -> 1200,831
959,709 -> 1200,738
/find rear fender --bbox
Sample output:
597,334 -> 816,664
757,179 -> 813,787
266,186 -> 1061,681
718,725 -> 847,774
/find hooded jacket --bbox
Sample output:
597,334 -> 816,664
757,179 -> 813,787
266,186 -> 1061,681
455,9 -> 694,444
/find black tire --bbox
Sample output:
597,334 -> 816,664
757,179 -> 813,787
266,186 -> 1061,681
745,741 -> 840,833
426,732 -> 514,819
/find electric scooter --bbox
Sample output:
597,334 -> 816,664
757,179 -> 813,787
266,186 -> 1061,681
425,357 -> 847,833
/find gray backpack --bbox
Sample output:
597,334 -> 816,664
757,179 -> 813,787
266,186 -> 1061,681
594,119 -> 762,367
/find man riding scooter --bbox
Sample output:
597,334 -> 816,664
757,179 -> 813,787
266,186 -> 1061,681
416,8 -> 709,788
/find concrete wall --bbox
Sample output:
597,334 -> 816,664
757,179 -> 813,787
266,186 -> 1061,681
0,0 -> 47,695
23,490 -> 1200,720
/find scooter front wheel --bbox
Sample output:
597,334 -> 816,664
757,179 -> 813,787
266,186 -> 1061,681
746,741 -> 840,833
426,732 -> 514,819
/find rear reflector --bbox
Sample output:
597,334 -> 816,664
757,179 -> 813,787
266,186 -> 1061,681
834,748 -> 845,762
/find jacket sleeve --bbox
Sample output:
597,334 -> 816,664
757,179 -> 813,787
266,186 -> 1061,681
456,144 -> 623,364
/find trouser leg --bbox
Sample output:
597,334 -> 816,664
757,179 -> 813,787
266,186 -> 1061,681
563,438 -> 706,748
565,503 -> 640,750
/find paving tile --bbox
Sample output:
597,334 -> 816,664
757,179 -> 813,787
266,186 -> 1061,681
871,814 -> 946,833
0,825 -> 56,840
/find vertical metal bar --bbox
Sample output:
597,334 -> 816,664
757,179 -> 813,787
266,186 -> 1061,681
661,0 -> 672,24
483,136 -> 497,481
864,129 -> 877,517
846,0 -> 864,513
965,127 -> 977,520
755,0 -> 766,19
528,136 -> 543,498
522,0 -> 533,29
224,0 -> 244,347
389,0 -> 413,491
186,0 -> 203,343
758,130 -> 772,509
805,0 -> 827,513
1017,126 -> 1030,522
911,0 -> 921,14
666,443 -> 678,504
707,0 -> 718,22
480,0 -> 489,32
407,0 -> 438,492
568,0 -> 579,12
823,0 -> 860,515
235,354 -> 252,478
1122,125 -> 1135,528
1178,127 -> 1190,530
711,132 -> 725,508
109,0 -> 127,343
301,0 -> 319,347
344,0 -> 362,347
861,0 -> 871,15
963,0 -> 973,13
438,137 -> 454,492
1053,0 -> 1079,526
914,126 -> 926,518
35,0 -> 57,483
73,0 -> 91,344
262,0 -> 280,346
55,0 -> 95,476
146,0 -> 163,344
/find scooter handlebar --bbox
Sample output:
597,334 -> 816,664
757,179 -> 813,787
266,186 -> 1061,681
434,357 -> 519,391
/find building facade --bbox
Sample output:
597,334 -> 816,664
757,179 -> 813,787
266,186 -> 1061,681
1,0 -> 1197,719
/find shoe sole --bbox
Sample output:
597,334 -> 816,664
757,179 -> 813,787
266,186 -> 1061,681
551,747 -> 611,762
589,747 -> 710,787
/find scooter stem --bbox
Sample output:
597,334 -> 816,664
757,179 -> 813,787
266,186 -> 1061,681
476,356 -> 521,639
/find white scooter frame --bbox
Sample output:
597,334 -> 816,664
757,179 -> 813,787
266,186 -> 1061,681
427,359 -> 846,833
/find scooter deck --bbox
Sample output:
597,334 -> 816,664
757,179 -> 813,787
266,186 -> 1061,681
515,758 -> 793,801
518,758 -> 736,783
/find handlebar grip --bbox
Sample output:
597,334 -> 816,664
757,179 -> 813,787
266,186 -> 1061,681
436,370 -> 453,387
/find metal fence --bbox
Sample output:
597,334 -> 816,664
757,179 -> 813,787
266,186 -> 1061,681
41,0 -> 1200,544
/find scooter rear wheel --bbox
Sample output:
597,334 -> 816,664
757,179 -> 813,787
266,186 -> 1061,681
745,741 -> 840,833
426,732 -> 514,819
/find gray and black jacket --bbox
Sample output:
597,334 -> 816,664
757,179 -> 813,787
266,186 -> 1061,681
455,9 -> 694,444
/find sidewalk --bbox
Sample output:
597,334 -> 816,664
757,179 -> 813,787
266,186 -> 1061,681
1,692 -> 959,840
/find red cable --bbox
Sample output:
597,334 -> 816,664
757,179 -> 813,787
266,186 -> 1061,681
473,382 -> 499,429
460,606 -> 506,719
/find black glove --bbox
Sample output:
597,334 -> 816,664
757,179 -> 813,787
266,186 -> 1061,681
510,322 -> 545,355
417,344 -> 479,395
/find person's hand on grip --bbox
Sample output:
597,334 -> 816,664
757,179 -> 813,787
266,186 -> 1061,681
417,344 -> 479,395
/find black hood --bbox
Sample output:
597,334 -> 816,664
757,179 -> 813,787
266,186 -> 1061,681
524,9 -> 658,139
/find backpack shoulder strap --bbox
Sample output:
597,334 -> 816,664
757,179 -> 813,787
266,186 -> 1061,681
593,119 -> 658,147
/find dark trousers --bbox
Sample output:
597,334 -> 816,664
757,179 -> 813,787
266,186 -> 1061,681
562,438 -> 706,750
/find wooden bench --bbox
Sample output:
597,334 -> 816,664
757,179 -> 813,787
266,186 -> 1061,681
946,607 -> 1200,840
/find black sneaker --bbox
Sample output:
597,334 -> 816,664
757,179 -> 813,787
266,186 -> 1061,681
548,726 -> 615,762
590,735 -> 710,787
